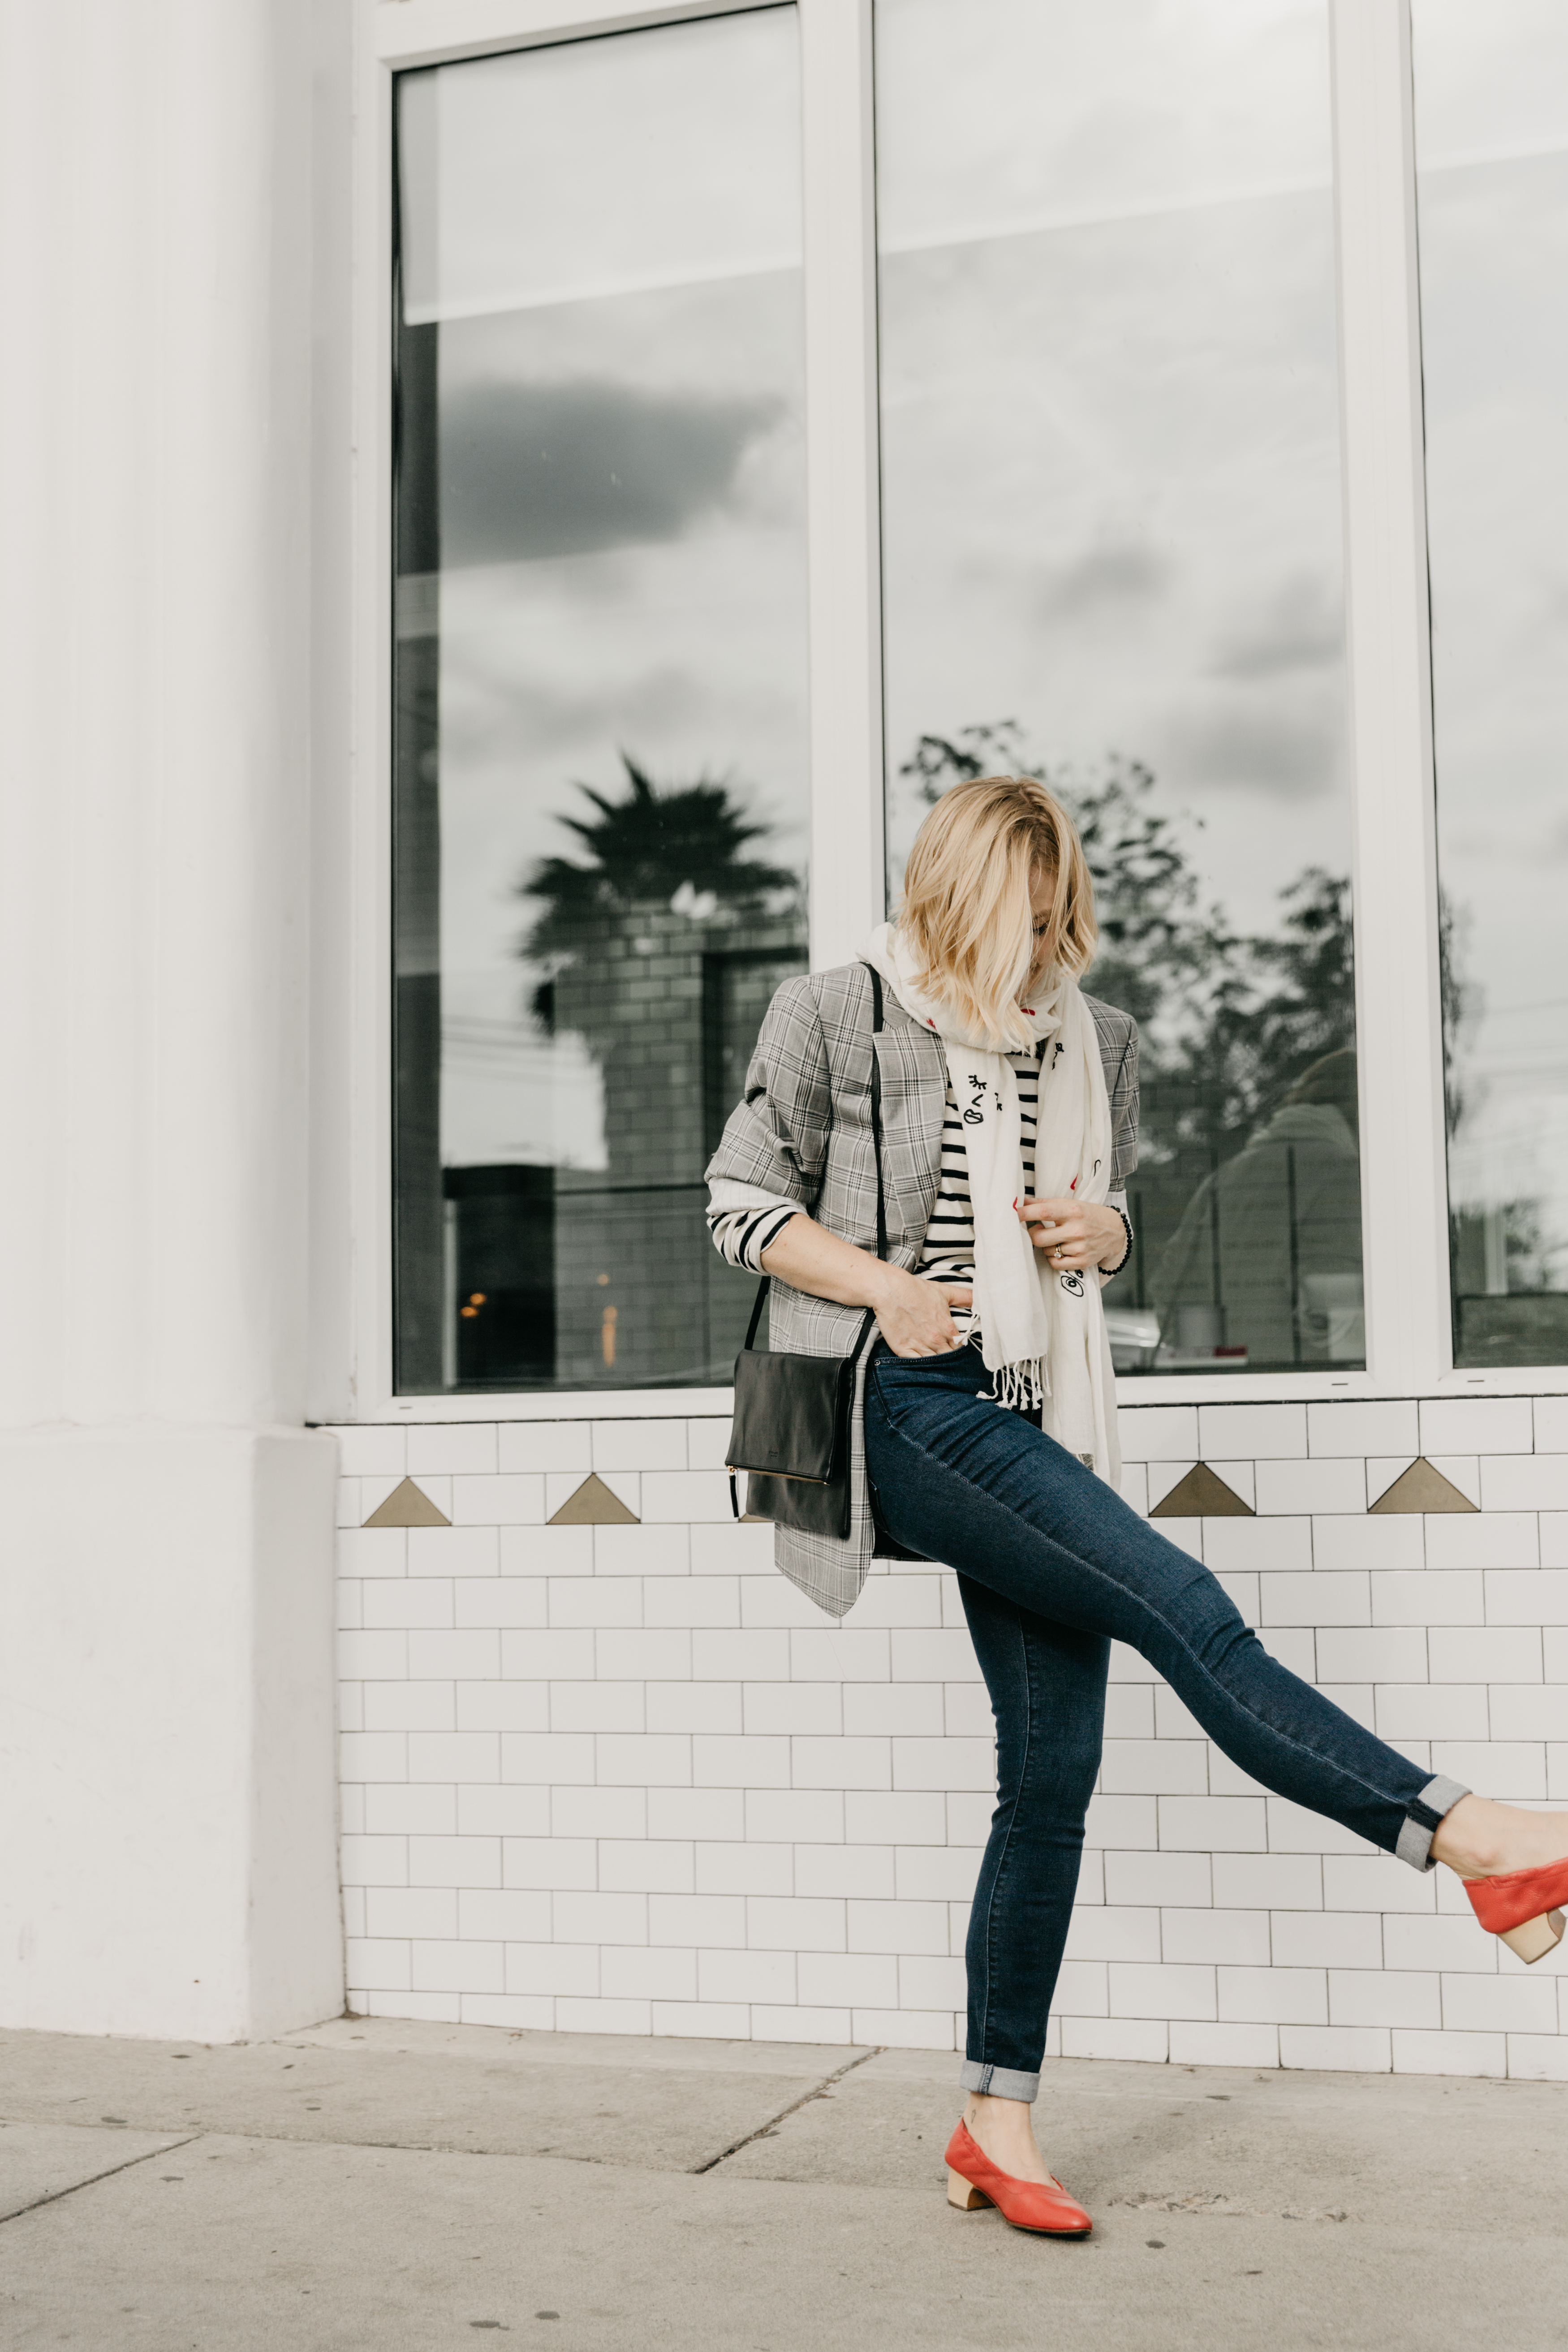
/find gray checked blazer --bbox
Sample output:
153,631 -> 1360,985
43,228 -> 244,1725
704,960 -> 1139,1619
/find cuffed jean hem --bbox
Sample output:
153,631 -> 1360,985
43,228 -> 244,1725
959,2060 -> 1040,2104
1394,1774 -> 1472,1871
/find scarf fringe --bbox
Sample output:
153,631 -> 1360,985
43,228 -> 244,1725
982,1357 -> 1051,1413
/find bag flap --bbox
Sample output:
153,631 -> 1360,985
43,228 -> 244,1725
728,1349 -> 850,1481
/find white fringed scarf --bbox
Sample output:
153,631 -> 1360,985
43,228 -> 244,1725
862,922 -> 1121,1487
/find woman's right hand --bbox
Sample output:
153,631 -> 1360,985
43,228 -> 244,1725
871,1269 -> 973,1358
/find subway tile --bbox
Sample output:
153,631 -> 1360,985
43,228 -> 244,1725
1064,1907 -> 1162,1963
1430,1626 -> 1541,1680
845,1898 -> 950,1957
337,1426 -> 407,1478
743,1683 -> 843,1737
595,1524 -> 689,1577
363,1684 -> 455,1734
696,1841 -> 794,1897
1271,1912 -> 1382,1970
797,1952 -> 898,2007
1322,1855 -> 1436,1913
1086,1794 -> 1159,1850
685,1419 -> 733,1470
1374,1685 -> 1489,1742
497,1423 -> 592,1476
344,1938 -> 412,1992
650,2000 -> 752,2041
694,1736 -> 791,1789
499,1731 -> 595,1786
643,1578 -> 740,1628
408,1834 -> 502,1889
406,1629 -> 500,1680
407,1426 -> 497,1476
1259,1572 -> 1370,1627
1433,1740 -> 1546,1797
1108,1639 -> 1159,1684
338,1630 -> 409,1680
500,1526 -> 594,1579
745,1788 -> 843,1843
947,1791 -> 997,1846
450,1475 -> 545,1526
641,1470 -> 732,1523
849,1792 -> 947,1845
1441,1973 -> 1559,2035
1153,1688 -> 1203,1740
366,1785 -> 456,1836
1107,1852 -> 1213,1908
845,1684 -> 946,1738
1115,1406 -> 1199,1461
790,1630 -> 892,1681
553,1891 -> 648,1946
1307,1400 -> 1419,1458
1383,1913 -> 1495,1972
1485,1570 -> 1568,1624
1315,1627 -> 1426,1682
591,1421 -> 687,1473
1103,1684 -> 1154,1738
892,1737 -> 993,1792
598,1840 -> 695,1894
796,1736 -> 893,1790
1392,2028 -> 1507,2078
552,1998 -> 652,2036
1420,1397 -> 1535,1456
898,1956 -> 968,2011
459,1786 -> 551,1837
550,1682 -> 644,1735
500,1628 -> 594,1679
698,1948 -> 797,2005
1486,1683 -> 1568,1739
595,1628 -> 691,1680
1162,1908 -> 1270,1965
336,1479 -> 362,1530
1279,2025 -> 1391,2072
890,1629 -> 982,1681
601,1946 -> 698,2003
457,1889 -> 552,1943
1170,2022 -> 1280,2069
338,1529 -> 407,1581
1060,2017 -> 1168,2063
741,1576 -> 833,1626
1311,1516 -> 1425,1572
895,1846 -> 982,1903
1213,1853 -> 1316,1910
1110,1962 -> 1216,2020
339,1834 -> 408,1888
692,1631 -> 790,1680
1211,1571 -> 1258,1624
1100,1740 -> 1208,1796
1506,2033 -> 1568,2082
746,2004 -> 853,2044
645,1684 -> 743,1737
693,1522 -> 777,1577
1426,1514 -> 1540,1571
408,1526 -> 499,1580
547,1579 -> 643,1628
340,1732 -> 407,1782
1158,1796 -> 1267,1852
1482,1456 -> 1568,1513
337,1581 -> 363,1632
798,1843 -> 895,1900
748,1895 -> 847,1952
1218,1966 -> 1327,2025
1372,1571 -> 1484,1626
1264,1796 -> 1376,1855
456,1578 -> 547,1629
1197,1404 -> 1307,1460
846,1573 -> 947,1628
1052,1959 -> 1108,2016
1256,1458 -> 1366,1516
1203,1518 -> 1312,1574
505,1944 -> 599,1997
369,1882 -> 461,1938
650,1788 -> 745,1841
648,1893 -> 747,1949
596,1734 -> 691,1787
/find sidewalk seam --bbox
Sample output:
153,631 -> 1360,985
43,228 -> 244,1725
0,2133 -> 202,2228
689,2048 -> 886,2175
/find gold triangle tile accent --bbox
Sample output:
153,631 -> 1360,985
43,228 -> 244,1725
363,1476 -> 451,1529
1149,1462 -> 1254,1519
1368,1457 -> 1478,1515
547,1473 -> 640,1527
739,1512 -> 773,1525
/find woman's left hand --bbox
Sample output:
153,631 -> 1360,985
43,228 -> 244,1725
1017,1195 -> 1124,1271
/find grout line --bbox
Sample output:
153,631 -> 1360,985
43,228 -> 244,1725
0,2133 -> 202,2227
688,2047 -> 885,2176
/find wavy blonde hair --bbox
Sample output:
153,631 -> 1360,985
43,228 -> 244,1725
897,775 -> 1097,1051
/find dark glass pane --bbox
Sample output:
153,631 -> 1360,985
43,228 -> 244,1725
874,0 -> 1362,1374
1413,0 -> 1568,1368
392,11 -> 810,1392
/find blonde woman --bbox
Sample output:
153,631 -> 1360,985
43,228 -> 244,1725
706,775 -> 1568,2238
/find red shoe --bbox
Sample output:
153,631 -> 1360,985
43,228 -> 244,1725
1464,1858 -> 1568,1965
943,2120 -> 1091,2236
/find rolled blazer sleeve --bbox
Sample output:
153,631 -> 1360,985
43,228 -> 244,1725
703,976 -> 832,1256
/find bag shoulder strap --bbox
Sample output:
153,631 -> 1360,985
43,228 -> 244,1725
742,961 -> 887,1351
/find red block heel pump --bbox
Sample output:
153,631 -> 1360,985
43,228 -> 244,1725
943,2121 -> 1091,2236
1465,1857 -> 1568,1964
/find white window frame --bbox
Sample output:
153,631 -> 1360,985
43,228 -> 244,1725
334,0 -> 1568,1425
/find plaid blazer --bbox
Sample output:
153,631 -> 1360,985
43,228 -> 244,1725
705,960 -> 1139,1618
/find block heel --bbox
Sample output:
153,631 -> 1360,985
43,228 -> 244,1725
948,2169 -> 989,2210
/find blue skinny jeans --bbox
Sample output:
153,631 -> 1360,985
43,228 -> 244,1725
862,1342 -> 1467,2102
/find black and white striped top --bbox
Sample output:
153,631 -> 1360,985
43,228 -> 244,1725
710,1044 -> 1130,1337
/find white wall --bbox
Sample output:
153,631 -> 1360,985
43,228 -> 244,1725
0,0 -> 342,2040
332,1398 -> 1568,2080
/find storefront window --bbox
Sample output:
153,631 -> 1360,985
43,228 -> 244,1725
874,0 -> 1363,1376
1413,0 -> 1568,1369
392,9 -> 809,1391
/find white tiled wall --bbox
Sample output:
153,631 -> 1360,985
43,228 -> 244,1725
329,1399 -> 1568,2080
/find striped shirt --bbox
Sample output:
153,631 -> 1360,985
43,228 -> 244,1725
709,1042 -> 1129,1331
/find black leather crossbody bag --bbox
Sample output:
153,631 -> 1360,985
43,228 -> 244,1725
726,965 -> 886,1539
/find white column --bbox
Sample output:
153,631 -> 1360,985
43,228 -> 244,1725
1331,0 -> 1452,1396
800,0 -> 886,966
0,0 -> 342,2038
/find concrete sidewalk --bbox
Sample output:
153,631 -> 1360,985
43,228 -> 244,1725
2,2019 -> 1565,2350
